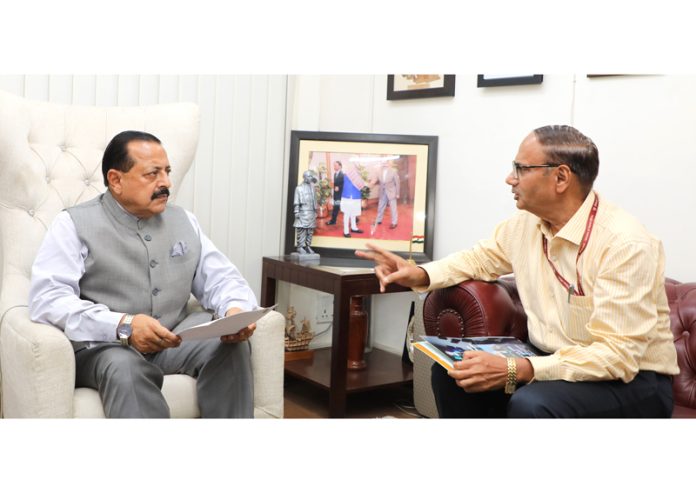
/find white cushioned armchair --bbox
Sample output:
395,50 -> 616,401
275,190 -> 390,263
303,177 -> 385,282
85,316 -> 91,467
0,90 -> 285,418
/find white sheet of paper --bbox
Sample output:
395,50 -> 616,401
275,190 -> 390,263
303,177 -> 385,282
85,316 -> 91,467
178,305 -> 277,341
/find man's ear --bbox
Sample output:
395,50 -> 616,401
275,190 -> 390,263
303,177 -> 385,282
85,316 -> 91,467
555,164 -> 572,193
107,169 -> 122,194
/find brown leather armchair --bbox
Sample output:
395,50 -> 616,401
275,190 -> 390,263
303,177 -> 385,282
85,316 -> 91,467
422,277 -> 696,418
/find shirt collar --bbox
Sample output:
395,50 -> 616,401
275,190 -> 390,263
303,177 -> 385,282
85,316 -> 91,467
102,190 -> 158,231
537,190 -> 598,245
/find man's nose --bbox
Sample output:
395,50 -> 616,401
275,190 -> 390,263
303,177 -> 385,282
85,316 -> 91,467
160,172 -> 172,188
505,171 -> 517,186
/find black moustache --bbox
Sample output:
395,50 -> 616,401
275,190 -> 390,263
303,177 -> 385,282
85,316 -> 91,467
151,188 -> 170,200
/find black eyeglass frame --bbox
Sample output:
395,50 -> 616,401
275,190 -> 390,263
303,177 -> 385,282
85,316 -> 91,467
511,161 -> 561,179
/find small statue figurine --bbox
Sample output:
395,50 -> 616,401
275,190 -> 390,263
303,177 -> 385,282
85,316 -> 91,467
292,170 -> 319,256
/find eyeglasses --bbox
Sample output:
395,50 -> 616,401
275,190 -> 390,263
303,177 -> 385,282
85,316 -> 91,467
511,161 -> 560,179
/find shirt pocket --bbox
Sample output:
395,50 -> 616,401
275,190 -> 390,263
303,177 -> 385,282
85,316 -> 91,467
564,295 -> 594,344
168,250 -> 197,267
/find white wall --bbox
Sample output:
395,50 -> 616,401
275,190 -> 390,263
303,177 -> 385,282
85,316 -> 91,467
573,75 -> 696,276
289,74 -> 696,354
0,75 -> 288,298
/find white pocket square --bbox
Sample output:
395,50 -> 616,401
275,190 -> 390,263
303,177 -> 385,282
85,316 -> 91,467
170,240 -> 189,257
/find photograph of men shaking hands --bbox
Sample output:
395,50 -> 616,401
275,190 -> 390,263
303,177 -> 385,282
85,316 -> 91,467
311,153 -> 415,241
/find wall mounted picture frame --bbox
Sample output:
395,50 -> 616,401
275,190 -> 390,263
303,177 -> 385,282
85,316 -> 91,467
477,74 -> 543,87
286,130 -> 438,263
387,75 -> 455,100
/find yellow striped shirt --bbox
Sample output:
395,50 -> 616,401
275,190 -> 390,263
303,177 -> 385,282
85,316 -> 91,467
421,190 -> 679,382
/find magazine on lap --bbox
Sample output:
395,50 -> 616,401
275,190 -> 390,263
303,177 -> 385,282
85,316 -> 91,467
414,335 -> 542,370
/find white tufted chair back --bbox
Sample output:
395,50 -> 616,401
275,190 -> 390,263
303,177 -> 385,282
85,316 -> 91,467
0,90 -> 199,315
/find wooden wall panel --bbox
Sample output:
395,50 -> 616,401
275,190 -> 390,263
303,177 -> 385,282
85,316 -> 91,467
24,75 -> 49,100
48,75 -> 72,104
95,75 -> 118,106
0,75 -> 24,95
192,75 -> 216,236
72,75 -> 96,105
210,75 -> 236,256
116,75 -> 140,106
138,75 -> 159,105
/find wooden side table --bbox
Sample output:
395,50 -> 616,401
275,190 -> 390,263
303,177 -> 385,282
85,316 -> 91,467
261,256 -> 413,417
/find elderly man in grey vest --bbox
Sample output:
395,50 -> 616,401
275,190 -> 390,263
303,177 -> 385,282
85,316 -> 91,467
29,130 -> 257,418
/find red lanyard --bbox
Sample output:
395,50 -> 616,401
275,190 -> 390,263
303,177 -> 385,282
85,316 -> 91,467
542,194 -> 599,297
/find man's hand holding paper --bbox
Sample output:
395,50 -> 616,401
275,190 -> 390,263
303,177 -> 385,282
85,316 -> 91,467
221,307 -> 256,344
176,305 -> 277,343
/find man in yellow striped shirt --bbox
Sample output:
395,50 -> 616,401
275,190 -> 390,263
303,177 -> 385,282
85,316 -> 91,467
356,125 -> 678,418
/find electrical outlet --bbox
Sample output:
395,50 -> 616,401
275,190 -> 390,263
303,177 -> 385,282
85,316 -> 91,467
315,293 -> 333,323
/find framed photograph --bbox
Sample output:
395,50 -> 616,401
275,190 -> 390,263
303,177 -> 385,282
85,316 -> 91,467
286,131 -> 438,263
387,75 -> 455,100
477,74 -> 543,87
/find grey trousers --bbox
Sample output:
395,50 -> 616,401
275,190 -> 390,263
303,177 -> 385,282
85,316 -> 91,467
75,312 -> 254,418
376,193 -> 398,226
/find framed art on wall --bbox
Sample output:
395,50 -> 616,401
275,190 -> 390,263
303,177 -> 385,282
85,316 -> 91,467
387,75 -> 455,100
286,130 -> 438,263
476,74 -> 543,87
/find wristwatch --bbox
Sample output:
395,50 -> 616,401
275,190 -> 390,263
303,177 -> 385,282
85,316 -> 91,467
505,357 -> 517,394
117,314 -> 134,347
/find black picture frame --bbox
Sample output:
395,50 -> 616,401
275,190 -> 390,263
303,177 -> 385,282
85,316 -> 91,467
387,75 -> 455,100
477,75 -> 544,87
286,130 -> 438,263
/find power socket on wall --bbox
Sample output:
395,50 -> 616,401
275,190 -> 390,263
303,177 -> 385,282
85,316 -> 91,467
315,293 -> 333,324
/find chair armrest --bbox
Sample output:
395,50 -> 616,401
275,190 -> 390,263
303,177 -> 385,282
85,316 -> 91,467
250,310 -> 285,418
0,306 -> 76,417
665,279 -> 696,410
423,279 -> 529,340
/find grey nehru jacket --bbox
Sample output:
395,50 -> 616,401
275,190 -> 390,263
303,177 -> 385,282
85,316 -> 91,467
67,191 -> 202,348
